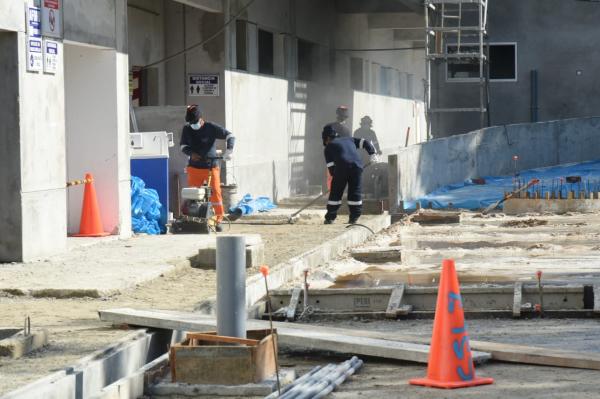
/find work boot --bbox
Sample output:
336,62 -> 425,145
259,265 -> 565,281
348,217 -> 359,225
324,219 -> 334,225
215,224 -> 223,232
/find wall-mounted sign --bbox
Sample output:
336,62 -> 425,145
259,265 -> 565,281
41,0 -> 62,38
43,39 -> 59,74
26,5 -> 42,38
188,74 -> 219,96
26,37 -> 43,72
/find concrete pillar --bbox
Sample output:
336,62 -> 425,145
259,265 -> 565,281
388,154 -> 401,214
0,22 -> 68,262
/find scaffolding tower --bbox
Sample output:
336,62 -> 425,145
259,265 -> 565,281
424,0 -> 489,138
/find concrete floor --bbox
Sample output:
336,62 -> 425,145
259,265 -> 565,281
299,212 -> 600,289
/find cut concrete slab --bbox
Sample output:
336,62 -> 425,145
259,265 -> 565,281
0,234 -> 264,298
504,198 -> 600,215
197,242 -> 265,268
350,246 -> 402,263
0,329 -> 48,359
409,210 -> 461,224
149,369 -> 296,397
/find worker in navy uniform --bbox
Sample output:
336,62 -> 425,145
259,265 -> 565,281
329,105 -> 351,138
322,124 -> 379,225
180,104 -> 235,232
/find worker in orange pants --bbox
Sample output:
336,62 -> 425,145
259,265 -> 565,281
181,105 -> 235,231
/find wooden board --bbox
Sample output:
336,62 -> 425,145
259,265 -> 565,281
98,308 -> 600,371
410,211 -> 460,224
98,308 -> 489,365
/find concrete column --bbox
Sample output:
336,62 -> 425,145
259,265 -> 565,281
0,27 -> 67,262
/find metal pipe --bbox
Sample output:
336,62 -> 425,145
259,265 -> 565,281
281,357 -> 362,399
279,364 -> 338,399
264,366 -> 324,399
216,235 -> 246,338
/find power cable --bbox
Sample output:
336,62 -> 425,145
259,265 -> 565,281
142,0 -> 257,69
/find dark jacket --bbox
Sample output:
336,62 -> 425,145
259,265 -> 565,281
180,122 -> 235,169
324,136 -> 375,174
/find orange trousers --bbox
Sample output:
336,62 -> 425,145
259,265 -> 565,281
186,166 -> 224,222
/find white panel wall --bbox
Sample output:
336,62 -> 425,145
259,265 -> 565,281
352,91 -> 427,154
65,44 -> 121,235
225,70 -> 290,200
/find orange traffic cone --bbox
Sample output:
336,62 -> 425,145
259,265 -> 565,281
409,259 -> 494,389
73,173 -> 109,237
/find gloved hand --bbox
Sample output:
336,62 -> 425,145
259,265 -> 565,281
224,149 -> 233,161
369,153 -> 381,164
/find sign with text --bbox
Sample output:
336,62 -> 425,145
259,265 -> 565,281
26,37 -> 43,72
41,0 -> 62,38
26,5 -> 42,38
188,74 -> 219,96
43,39 -> 59,74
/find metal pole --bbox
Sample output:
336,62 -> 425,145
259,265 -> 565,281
479,0 -> 485,130
216,235 -> 246,338
424,1 -> 432,140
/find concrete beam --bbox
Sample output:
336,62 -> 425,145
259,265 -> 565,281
368,12 -> 424,30
172,0 -> 222,13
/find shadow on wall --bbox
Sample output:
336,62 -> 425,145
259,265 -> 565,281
396,117 -> 600,201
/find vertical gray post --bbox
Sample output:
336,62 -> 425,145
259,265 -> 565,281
388,154 -> 400,214
217,235 -> 246,338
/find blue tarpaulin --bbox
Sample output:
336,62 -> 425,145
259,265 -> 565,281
405,160 -> 600,210
131,176 -> 164,234
229,194 -> 277,215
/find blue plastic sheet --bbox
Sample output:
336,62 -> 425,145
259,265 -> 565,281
229,194 -> 277,215
405,160 -> 600,210
131,176 -> 164,234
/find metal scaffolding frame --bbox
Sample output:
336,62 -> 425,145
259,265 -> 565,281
424,0 -> 489,138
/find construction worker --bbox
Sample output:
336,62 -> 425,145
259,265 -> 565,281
180,104 -> 235,232
330,105 -> 351,138
322,124 -> 378,225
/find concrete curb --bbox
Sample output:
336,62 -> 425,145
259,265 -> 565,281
196,214 -> 391,313
0,330 -> 160,399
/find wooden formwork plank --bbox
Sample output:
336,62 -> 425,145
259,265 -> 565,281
386,284 -> 406,319
286,288 -> 302,321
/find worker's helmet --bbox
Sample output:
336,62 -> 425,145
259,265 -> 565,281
336,105 -> 349,121
360,115 -> 373,127
185,104 -> 202,124
322,124 -> 339,146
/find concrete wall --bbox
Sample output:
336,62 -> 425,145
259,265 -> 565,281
127,0 -> 166,105
391,117 -> 600,203
224,70 -> 427,201
0,0 -> 130,261
432,0 -> 600,137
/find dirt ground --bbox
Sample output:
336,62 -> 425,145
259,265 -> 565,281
0,220 -> 356,396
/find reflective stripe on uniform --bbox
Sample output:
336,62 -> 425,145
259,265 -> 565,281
326,162 -> 335,167
328,200 -> 342,205
359,138 -> 365,149
347,200 -> 363,206
181,144 -> 190,151
211,202 -> 223,206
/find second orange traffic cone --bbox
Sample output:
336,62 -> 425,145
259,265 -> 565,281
73,173 -> 109,237
409,259 -> 494,389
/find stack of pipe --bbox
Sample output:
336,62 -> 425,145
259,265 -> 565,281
264,356 -> 363,399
